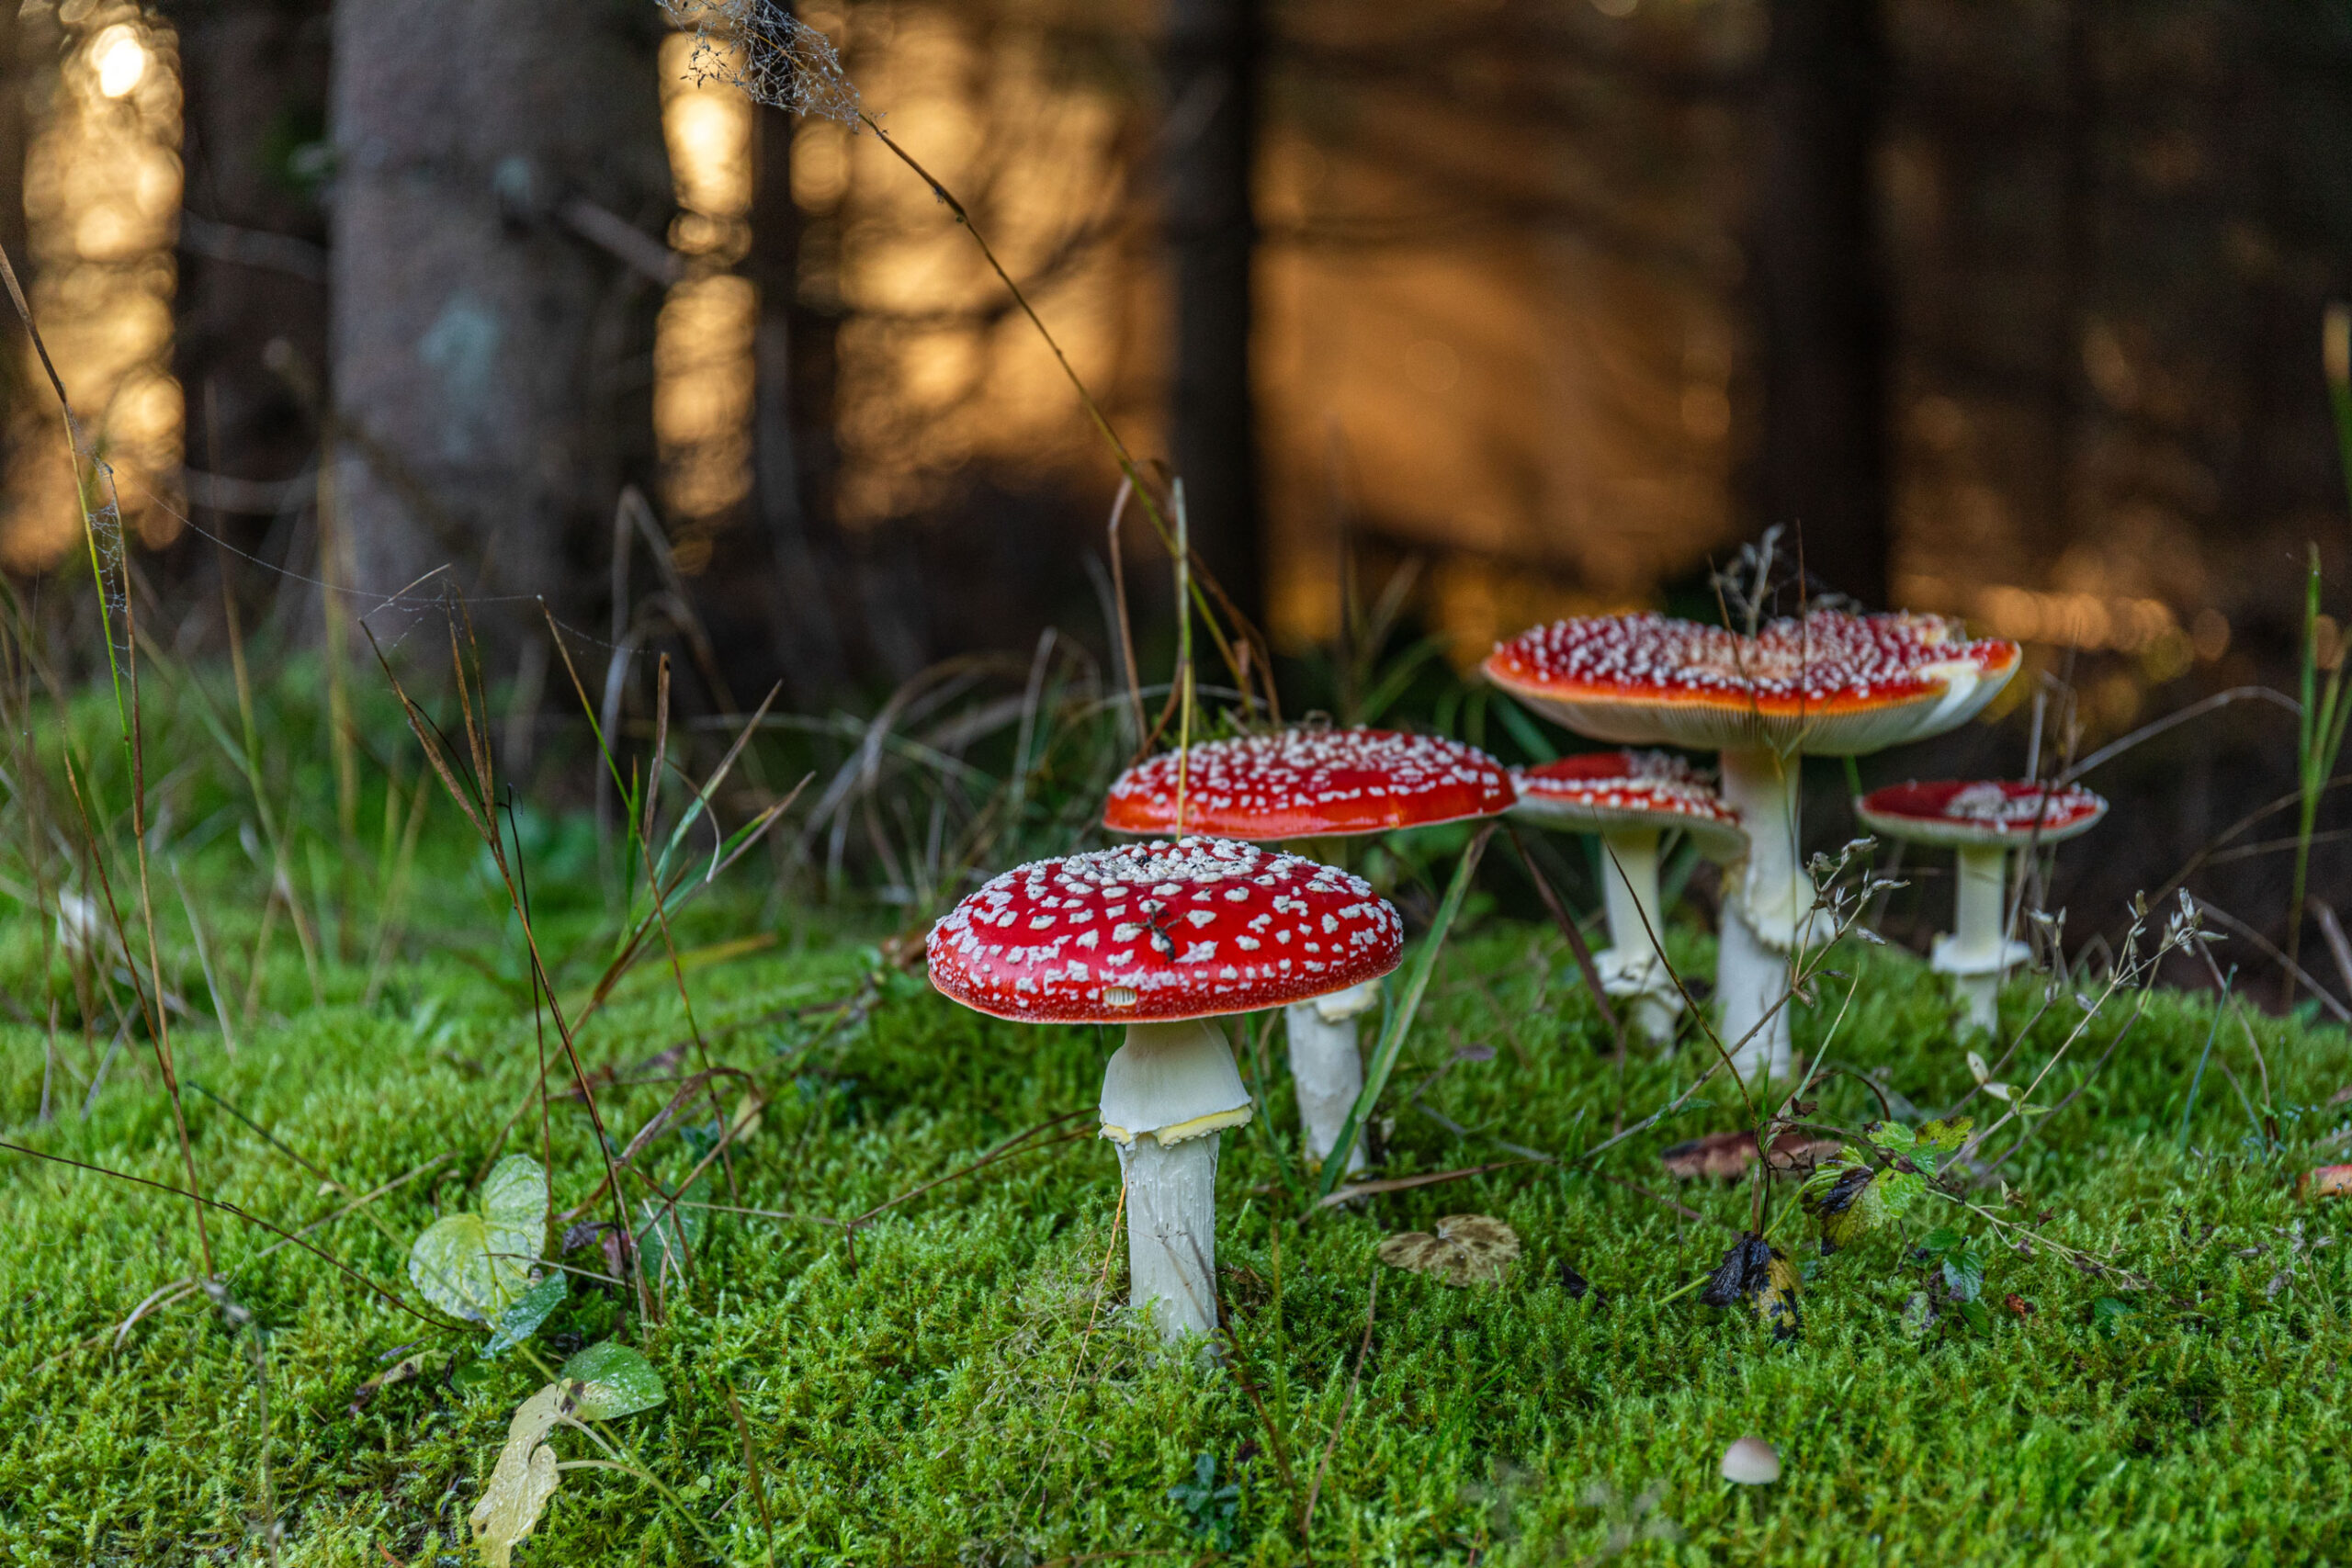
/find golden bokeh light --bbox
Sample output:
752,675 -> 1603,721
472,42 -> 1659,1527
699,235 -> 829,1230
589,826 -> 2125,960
3,2 -> 185,570
1901,571 -> 2196,658
91,24 -> 146,99
656,30 -> 758,529
816,6 -> 1144,528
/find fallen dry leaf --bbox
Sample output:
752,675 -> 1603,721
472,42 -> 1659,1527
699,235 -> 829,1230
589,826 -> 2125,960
469,1382 -> 574,1568
1662,1129 -> 1842,1181
2329,1085 -> 2352,1106
1700,1232 -> 1802,1340
2297,1165 -> 2352,1200
1376,1213 -> 1520,1286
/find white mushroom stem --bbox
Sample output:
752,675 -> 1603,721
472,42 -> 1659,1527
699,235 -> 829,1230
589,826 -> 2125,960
1283,979 -> 1378,1174
1715,746 -> 1805,1080
1593,827 -> 1682,1046
1100,1019 -> 1254,1342
1931,842 -> 2026,1034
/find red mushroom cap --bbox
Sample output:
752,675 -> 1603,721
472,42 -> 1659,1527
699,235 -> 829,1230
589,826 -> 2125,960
1102,728 -> 1516,840
926,836 -> 1405,1023
1510,751 -> 1747,858
1855,779 -> 2109,849
1483,611 -> 2021,756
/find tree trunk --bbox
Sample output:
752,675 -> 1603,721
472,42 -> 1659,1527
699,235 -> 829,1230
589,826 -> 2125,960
0,1 -> 25,282
1163,0 -> 1263,627
167,0 -> 332,500
744,99 -> 846,699
1749,0 -> 1889,609
326,0 -> 668,625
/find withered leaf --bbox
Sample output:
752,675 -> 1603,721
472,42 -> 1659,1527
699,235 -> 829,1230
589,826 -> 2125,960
1699,1232 -> 1801,1340
1662,1129 -> 1842,1181
1555,1259 -> 1607,1305
1376,1213 -> 1520,1287
469,1382 -> 575,1568
2298,1165 -> 2352,1199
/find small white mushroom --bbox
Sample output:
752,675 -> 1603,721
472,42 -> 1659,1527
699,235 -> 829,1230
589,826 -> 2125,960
1720,1435 -> 1781,1485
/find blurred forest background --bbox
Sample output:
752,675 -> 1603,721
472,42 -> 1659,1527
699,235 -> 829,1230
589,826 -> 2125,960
0,0 -> 2349,977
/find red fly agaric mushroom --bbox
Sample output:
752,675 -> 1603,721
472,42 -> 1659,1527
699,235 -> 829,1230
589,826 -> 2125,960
1510,751 -> 1747,1045
926,836 -> 1403,1341
1484,612 -> 2019,1078
1853,779 -> 2107,1034
1102,728 -> 1512,1174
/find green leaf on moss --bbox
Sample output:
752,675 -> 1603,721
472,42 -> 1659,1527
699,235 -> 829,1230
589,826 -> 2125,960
561,1342 -> 666,1419
482,1273 -> 568,1359
408,1155 -> 549,1323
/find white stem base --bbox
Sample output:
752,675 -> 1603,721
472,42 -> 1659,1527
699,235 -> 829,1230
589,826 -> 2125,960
1954,971 -> 2000,1036
1117,1134 -> 1221,1340
1716,902 -> 1794,1081
1597,828 -> 1680,1047
1284,1001 -> 1367,1174
1931,843 -> 2024,1036
1628,991 -> 1682,1047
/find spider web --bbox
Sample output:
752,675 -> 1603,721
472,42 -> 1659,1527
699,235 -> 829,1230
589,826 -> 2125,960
79,451 -> 131,640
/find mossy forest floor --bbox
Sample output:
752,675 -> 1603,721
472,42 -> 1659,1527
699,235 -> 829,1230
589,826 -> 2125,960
5,907 -> 2351,1565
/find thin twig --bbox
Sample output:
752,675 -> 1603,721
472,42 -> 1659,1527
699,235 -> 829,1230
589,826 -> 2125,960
0,1139 -> 455,1328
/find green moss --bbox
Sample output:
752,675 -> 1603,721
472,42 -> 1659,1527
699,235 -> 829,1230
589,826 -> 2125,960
3,917 -> 2349,1565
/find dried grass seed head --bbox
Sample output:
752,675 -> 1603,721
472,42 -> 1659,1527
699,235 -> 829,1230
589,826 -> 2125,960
659,0 -> 865,126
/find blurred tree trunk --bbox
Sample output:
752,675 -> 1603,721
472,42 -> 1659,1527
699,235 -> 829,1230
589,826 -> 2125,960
744,98 -> 845,699
166,0 -> 331,495
325,0 -> 668,622
1749,0 -> 1889,608
1163,0 -> 1263,627
0,3 -> 24,279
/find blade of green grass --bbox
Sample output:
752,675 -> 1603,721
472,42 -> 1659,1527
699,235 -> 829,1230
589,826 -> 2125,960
1312,823 -> 1494,1205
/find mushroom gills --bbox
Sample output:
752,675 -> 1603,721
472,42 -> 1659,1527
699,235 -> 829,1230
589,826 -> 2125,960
1283,979 -> 1378,1174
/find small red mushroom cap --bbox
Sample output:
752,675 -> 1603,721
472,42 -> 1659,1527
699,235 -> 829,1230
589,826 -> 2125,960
1483,611 -> 2020,756
1102,728 -> 1516,840
926,837 -> 1405,1024
1510,751 -> 1747,859
1855,779 -> 2108,850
